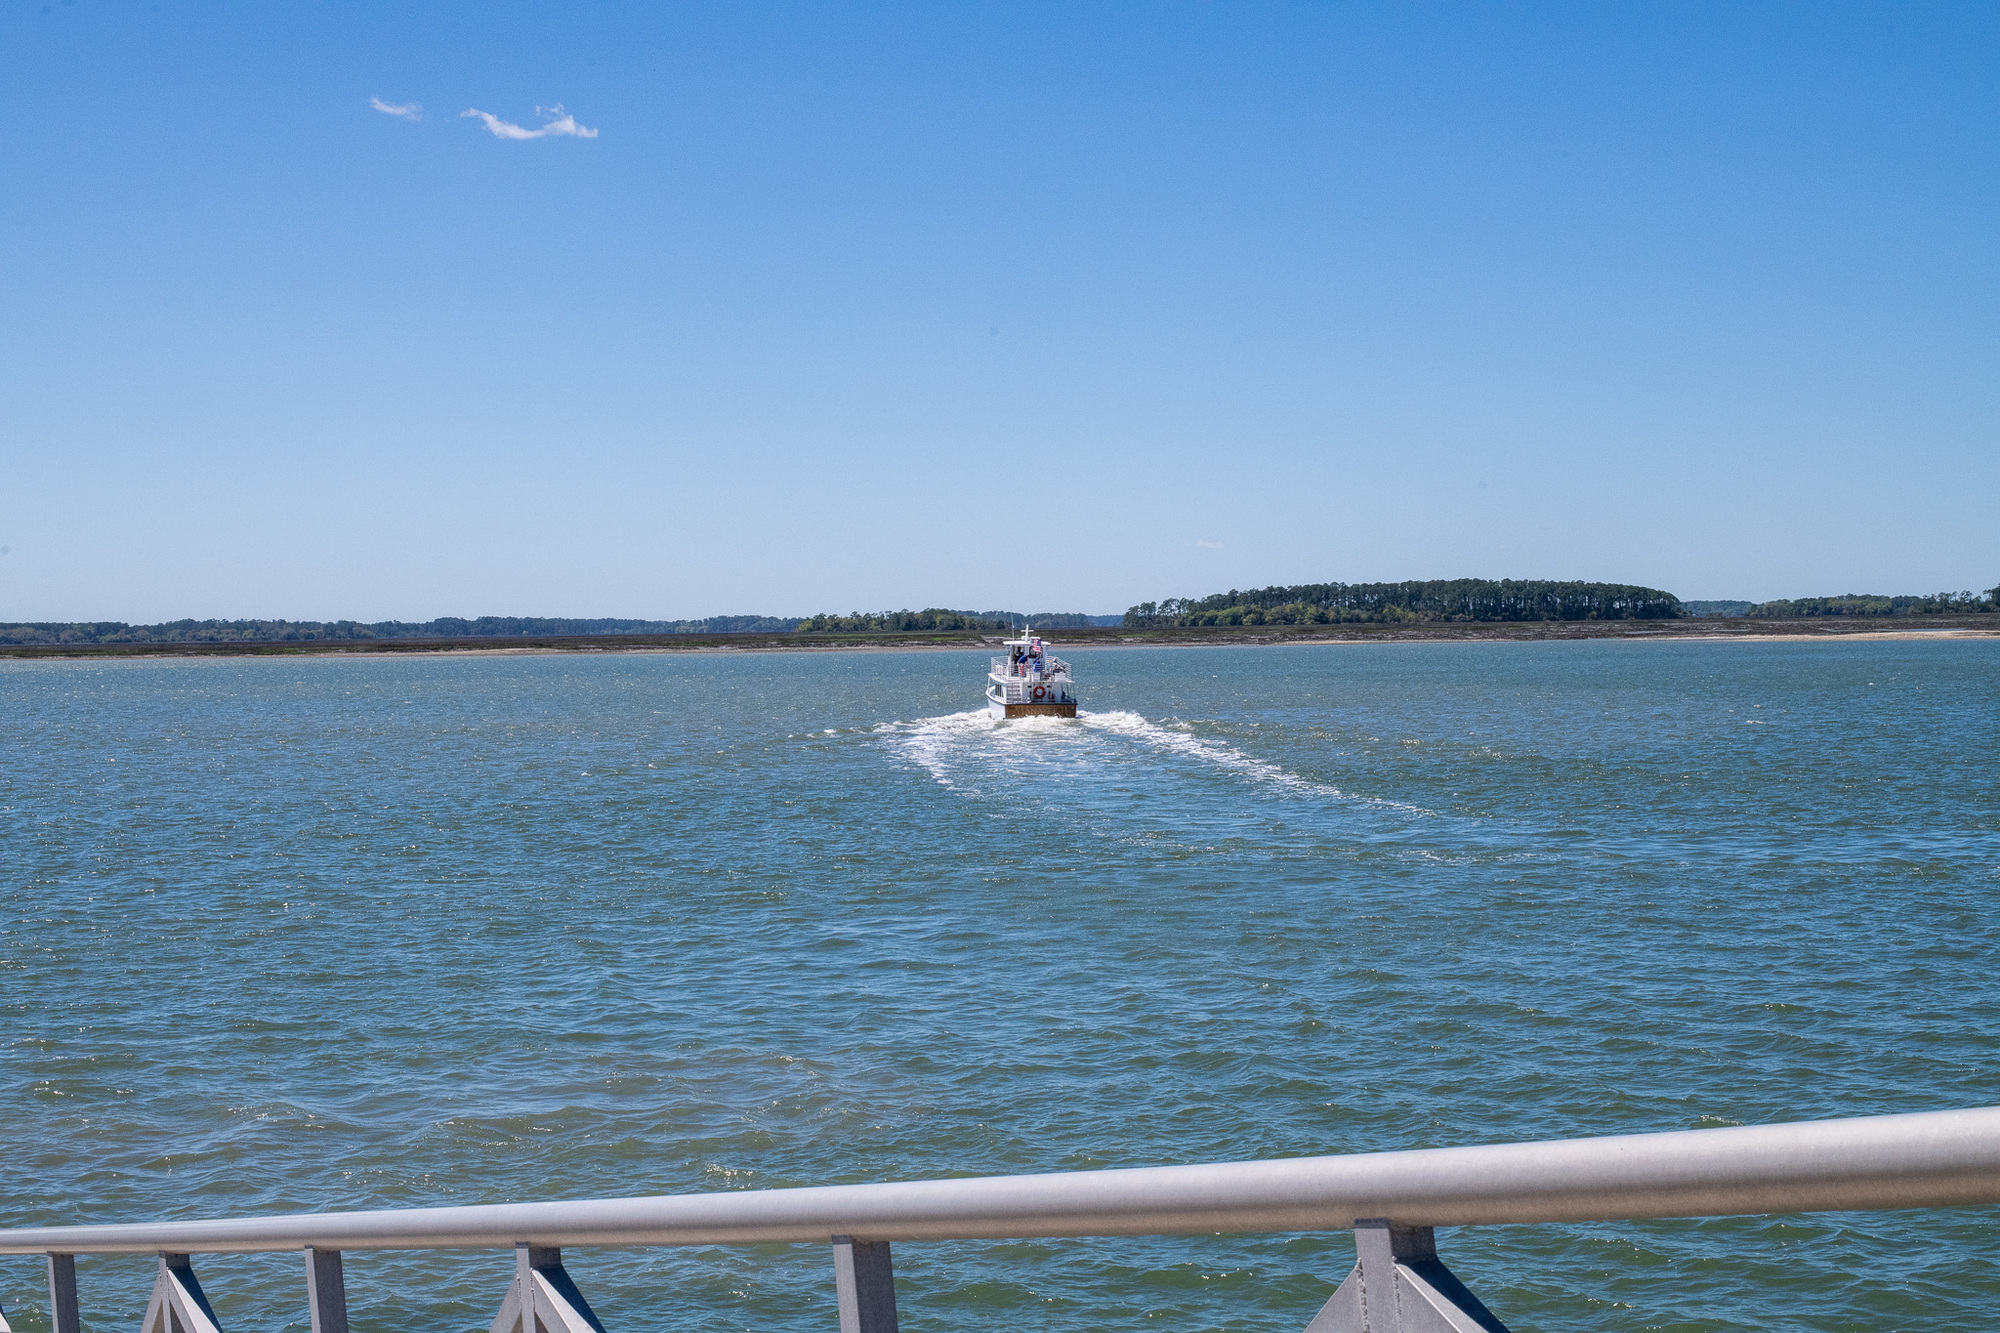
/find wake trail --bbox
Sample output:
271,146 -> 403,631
880,708 -> 1431,814
1075,709 -> 1342,799
1080,711 -> 1435,814
876,709 -> 1064,790
879,709 -> 983,788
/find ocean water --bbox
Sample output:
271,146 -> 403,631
1,639 -> 1996,1333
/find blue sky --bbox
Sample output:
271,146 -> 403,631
3,2 -> 1996,620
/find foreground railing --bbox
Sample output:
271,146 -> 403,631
3,1106 -> 1996,1333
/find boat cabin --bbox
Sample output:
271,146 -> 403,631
986,629 -> 1078,718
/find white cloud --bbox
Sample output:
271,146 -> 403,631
460,103 -> 598,140
369,97 -> 423,120
1195,539 -> 1225,550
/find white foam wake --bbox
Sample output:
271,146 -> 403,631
1077,709 -> 1351,799
881,709 -> 994,789
1080,711 -> 1434,813
879,707 -> 1427,813
881,708 -> 1083,790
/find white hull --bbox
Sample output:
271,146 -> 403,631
986,631 -> 1077,717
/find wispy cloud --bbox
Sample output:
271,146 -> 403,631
369,97 -> 423,120
1195,539 -> 1225,550
460,103 -> 598,140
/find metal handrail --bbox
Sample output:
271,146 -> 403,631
4,1106 -> 1996,1256
989,655 -> 1071,679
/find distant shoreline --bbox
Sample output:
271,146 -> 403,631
4,616 -> 1996,661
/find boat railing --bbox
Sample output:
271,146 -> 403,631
2,1106 -> 1995,1333
990,655 -> 1072,680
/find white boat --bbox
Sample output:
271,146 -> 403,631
986,629 -> 1077,718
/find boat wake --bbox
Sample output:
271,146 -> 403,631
1077,709 -> 1352,799
881,708 -> 1429,813
880,709 -> 1072,790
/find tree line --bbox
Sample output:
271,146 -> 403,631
17,584 -> 1990,647
1125,579 -> 1686,627
0,615 -> 805,646
0,610 -> 1119,646
793,609 -> 1106,632
1742,589 -> 1999,618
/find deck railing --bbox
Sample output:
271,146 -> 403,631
3,1106 -> 1995,1333
989,656 -> 1072,679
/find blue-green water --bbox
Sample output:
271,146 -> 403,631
2,640 -> 1996,1332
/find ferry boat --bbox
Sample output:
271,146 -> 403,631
987,629 -> 1077,718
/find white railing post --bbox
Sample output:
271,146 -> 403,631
140,1254 -> 223,1333
303,1247 -> 347,1333
491,1243 -> 606,1333
830,1236 -> 897,1333
46,1255 -> 80,1333
1305,1221 -> 1507,1333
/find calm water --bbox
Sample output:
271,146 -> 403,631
2,640 -> 1996,1333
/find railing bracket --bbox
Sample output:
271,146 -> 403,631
1304,1219 -> 1509,1333
490,1244 -> 607,1333
140,1253 -> 224,1333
